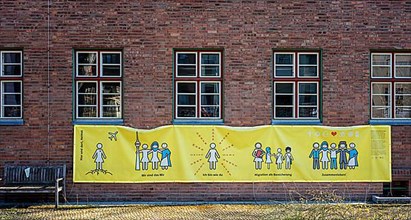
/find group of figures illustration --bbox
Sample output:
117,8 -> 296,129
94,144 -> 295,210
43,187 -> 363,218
135,135 -> 172,171
309,141 -> 359,170
252,142 -> 294,170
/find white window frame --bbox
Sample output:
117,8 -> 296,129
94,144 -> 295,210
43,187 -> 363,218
1,51 -> 23,77
100,81 -> 122,118
76,81 -> 98,119
394,82 -> 411,119
100,51 -> 122,77
297,82 -> 319,119
273,82 -> 295,119
274,52 -> 295,78
1,80 -> 22,118
76,51 -> 98,77
394,53 -> 411,79
199,81 -> 221,119
371,53 -> 392,79
371,82 -> 392,119
175,81 -> 198,119
199,52 -> 221,78
176,52 -> 197,78
298,52 -> 319,78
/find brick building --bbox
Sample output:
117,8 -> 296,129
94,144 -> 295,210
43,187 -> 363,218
0,1 -> 410,202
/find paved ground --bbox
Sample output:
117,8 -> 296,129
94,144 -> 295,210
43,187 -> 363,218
0,203 -> 410,220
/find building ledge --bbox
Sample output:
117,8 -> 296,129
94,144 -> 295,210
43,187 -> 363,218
369,119 -> 411,125
271,119 -> 322,125
172,119 -> 224,125
73,119 -> 124,125
0,119 -> 24,126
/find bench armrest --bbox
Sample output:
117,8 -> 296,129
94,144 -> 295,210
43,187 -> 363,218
55,178 -> 64,183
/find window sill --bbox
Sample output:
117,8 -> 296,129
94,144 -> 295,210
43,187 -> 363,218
0,119 -> 24,126
369,119 -> 411,125
73,119 -> 124,125
271,119 -> 322,125
172,119 -> 224,125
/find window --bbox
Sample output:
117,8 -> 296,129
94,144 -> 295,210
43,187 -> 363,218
1,51 -> 23,119
273,52 -> 320,119
74,51 -> 122,120
174,50 -> 222,119
371,53 -> 411,119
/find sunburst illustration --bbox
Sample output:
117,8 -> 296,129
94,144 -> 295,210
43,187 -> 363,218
190,128 -> 238,176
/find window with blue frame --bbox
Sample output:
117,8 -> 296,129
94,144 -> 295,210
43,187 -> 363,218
0,51 -> 23,119
74,50 -> 122,120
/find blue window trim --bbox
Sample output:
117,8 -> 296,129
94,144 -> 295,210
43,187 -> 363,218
73,119 -> 124,125
172,119 -> 224,125
369,119 -> 411,125
0,119 -> 24,126
271,119 -> 322,125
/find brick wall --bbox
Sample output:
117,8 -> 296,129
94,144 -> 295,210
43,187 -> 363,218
0,0 -> 410,201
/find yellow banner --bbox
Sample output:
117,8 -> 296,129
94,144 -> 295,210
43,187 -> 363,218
73,125 -> 391,183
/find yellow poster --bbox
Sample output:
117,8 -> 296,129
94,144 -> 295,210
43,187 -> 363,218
73,125 -> 391,183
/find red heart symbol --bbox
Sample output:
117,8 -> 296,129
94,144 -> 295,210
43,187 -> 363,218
331,131 -> 337,136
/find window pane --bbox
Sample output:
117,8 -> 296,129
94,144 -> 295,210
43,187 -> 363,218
3,106 -> 21,117
395,107 -> 411,118
299,95 -> 317,105
78,83 -> 96,93
177,53 -> 196,64
275,83 -> 293,93
372,67 -> 390,77
3,94 -> 21,105
177,66 -> 196,76
299,66 -> 317,77
201,95 -> 219,105
78,107 -> 97,117
102,53 -> 121,64
299,107 -> 317,118
372,107 -> 390,118
201,106 -> 219,118
78,94 -> 97,105
275,107 -> 293,118
299,54 -> 317,65
102,106 -> 121,118
395,67 -> 411,78
372,95 -> 390,106
299,83 -> 317,94
395,54 -> 411,65
201,54 -> 219,64
3,53 -> 21,63
275,66 -> 293,77
275,95 -> 293,105
201,83 -> 219,93
3,65 -> 21,76
102,82 -> 121,93
78,65 -> 97,76
177,83 -> 195,93
396,96 -> 411,106
372,54 -> 390,65
201,66 -> 219,77
102,95 -> 121,105
3,82 -> 21,93
78,53 -> 97,64
395,83 -> 411,94
276,54 -> 293,65
372,83 -> 390,94
178,95 -> 196,105
177,107 -> 195,117
102,66 -> 121,76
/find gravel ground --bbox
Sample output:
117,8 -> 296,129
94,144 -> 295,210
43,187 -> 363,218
0,204 -> 410,220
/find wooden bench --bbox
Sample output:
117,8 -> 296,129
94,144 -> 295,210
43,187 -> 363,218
0,165 -> 66,208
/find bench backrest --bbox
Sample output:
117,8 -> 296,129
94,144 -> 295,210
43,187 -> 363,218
3,165 -> 66,186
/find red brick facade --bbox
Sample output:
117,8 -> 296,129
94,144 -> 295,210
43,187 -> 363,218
0,1 -> 410,202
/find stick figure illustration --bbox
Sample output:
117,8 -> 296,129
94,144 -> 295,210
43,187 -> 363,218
92,143 -> 106,170
140,144 -> 150,170
275,148 -> 283,170
252,142 -> 265,170
348,142 -> 359,169
150,141 -> 161,170
205,142 -> 220,170
284,146 -> 294,170
160,143 -> 172,170
265,147 -> 272,169
309,142 -> 320,170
